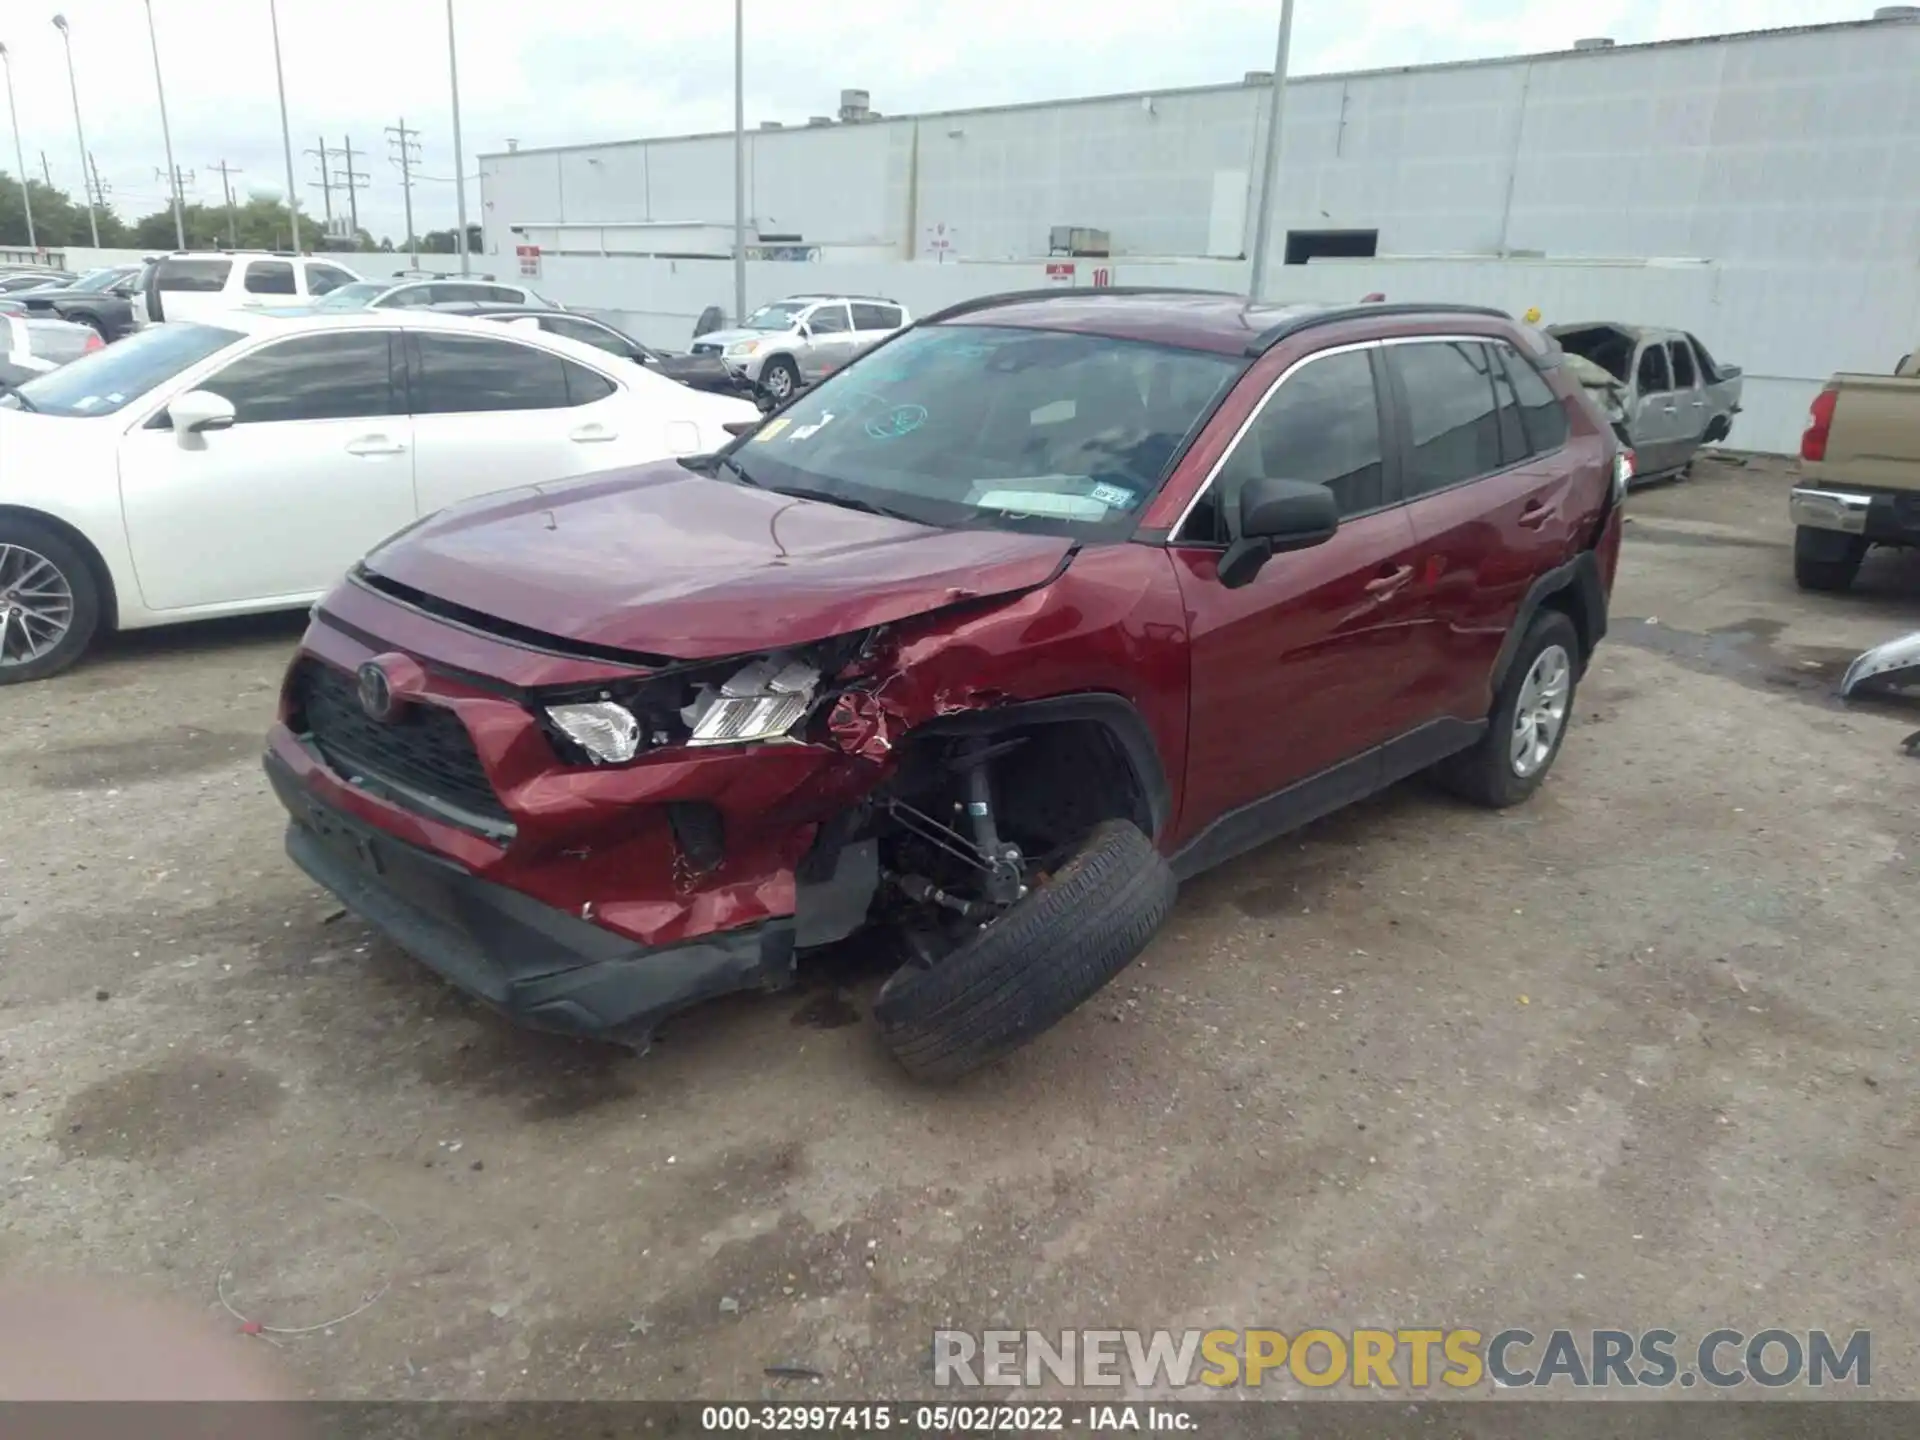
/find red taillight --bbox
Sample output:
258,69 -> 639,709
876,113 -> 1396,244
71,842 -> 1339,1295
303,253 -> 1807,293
83,331 -> 103,353
1801,387 -> 1838,462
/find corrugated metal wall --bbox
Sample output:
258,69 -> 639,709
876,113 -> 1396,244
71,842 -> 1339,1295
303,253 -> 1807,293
478,18 -> 1920,269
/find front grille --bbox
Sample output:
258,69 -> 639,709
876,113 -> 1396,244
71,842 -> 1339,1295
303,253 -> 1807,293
691,341 -> 722,357
292,659 -> 511,830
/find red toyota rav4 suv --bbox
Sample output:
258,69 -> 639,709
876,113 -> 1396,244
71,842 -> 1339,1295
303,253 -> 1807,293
265,291 -> 1626,1081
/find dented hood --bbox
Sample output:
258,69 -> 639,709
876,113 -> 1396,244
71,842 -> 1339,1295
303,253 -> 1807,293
363,462 -> 1074,661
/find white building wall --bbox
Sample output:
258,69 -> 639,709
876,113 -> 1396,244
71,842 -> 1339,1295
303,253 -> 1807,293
479,17 -> 1920,270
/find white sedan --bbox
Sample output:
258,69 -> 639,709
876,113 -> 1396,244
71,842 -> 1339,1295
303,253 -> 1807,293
0,308 -> 759,683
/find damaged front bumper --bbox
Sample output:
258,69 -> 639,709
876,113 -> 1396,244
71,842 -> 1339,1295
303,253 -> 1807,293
267,750 -> 799,1043
1840,630 -> 1920,699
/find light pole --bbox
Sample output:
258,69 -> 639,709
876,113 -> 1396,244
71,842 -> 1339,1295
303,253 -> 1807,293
0,44 -> 34,251
268,0 -> 302,252
732,0 -> 746,325
49,14 -> 99,249
1245,0 -> 1297,302
143,0 -> 185,249
446,0 -> 469,273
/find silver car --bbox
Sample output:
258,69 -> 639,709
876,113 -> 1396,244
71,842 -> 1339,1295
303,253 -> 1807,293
0,309 -> 100,388
1548,322 -> 1744,478
691,295 -> 910,401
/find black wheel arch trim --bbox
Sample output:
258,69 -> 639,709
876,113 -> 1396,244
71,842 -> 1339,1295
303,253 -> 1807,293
1491,550 -> 1607,694
904,692 -> 1173,844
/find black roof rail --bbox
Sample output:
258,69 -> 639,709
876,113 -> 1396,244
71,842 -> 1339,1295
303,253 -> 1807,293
1245,301 -> 1511,356
918,286 -> 1240,326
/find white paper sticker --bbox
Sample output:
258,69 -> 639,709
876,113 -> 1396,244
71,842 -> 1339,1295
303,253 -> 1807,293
789,411 -> 835,441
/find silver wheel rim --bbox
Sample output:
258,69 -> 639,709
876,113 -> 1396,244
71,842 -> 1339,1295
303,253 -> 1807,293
0,542 -> 75,668
767,366 -> 792,398
1510,643 -> 1571,779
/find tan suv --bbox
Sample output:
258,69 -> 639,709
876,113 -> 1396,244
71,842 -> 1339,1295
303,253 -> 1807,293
1789,349 -> 1920,591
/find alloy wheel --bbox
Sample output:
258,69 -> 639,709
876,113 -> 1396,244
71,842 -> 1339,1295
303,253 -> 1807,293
0,543 -> 75,668
1510,643 -> 1571,778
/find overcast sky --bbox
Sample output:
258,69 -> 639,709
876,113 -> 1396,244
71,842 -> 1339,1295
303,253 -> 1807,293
0,0 -> 1882,242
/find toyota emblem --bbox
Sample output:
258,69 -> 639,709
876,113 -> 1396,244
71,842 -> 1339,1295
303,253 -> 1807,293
357,660 -> 399,722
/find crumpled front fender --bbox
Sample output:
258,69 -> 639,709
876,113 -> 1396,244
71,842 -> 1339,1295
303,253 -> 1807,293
1840,631 -> 1920,698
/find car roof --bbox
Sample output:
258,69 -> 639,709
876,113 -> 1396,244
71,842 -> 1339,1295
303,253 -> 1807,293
920,289 -> 1511,356
208,308 -> 564,339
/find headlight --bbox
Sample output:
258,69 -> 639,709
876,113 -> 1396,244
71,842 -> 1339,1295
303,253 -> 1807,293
683,656 -> 818,747
725,339 -> 760,357
1612,448 -> 1635,502
546,701 -> 641,764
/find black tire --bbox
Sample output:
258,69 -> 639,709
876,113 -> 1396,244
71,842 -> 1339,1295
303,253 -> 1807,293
0,516 -> 102,684
1431,609 -> 1581,809
1793,526 -> 1865,593
873,819 -> 1175,1083
761,356 -> 799,402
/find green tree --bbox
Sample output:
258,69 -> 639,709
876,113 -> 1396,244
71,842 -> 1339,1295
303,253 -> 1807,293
128,194 -> 315,252
0,169 -> 130,248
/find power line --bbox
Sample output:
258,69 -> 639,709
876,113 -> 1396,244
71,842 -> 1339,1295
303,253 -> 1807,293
208,158 -> 241,247
85,152 -> 111,208
154,164 -> 193,219
385,117 -> 421,264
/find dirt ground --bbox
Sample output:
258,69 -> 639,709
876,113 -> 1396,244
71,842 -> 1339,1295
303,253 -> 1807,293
2,455 -> 1917,1403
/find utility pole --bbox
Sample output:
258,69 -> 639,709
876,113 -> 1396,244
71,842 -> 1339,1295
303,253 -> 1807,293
386,118 -> 421,266
86,152 -> 111,210
0,45 -> 35,251
1245,0 -> 1298,302
732,0 -> 746,324
268,0 -> 300,252
39,150 -> 52,189
328,137 -> 368,242
446,0 -> 470,273
208,159 -> 241,248
305,135 -> 334,241
154,165 -> 193,240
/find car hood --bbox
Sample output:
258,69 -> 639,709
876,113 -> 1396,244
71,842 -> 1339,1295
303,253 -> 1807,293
363,462 -> 1074,661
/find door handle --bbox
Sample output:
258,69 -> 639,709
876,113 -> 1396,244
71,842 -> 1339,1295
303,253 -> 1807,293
1660,404 -> 1677,415
1364,563 -> 1414,598
1691,399 -> 1706,407
569,423 -> 618,443
1518,498 -> 1558,529
345,436 -> 406,456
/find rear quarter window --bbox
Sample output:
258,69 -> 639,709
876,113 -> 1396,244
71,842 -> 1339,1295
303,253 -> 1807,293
158,258 -> 233,292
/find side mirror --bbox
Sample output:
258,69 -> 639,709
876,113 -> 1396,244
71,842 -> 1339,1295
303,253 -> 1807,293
795,321 -> 812,340
1217,477 -> 1339,589
168,390 -> 237,440
722,419 -> 762,438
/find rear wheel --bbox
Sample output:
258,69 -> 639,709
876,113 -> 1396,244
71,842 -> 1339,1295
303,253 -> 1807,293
1432,609 -> 1580,809
1794,526 -> 1866,593
873,819 -> 1174,1083
66,310 -> 108,340
0,518 -> 100,684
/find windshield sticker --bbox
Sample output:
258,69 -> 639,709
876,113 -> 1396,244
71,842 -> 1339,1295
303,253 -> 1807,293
864,403 -> 927,440
73,395 -> 102,410
1089,482 -> 1138,509
754,417 -> 792,442
789,412 -> 835,441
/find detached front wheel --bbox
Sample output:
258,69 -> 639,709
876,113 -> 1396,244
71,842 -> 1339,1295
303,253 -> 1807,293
873,820 -> 1175,1083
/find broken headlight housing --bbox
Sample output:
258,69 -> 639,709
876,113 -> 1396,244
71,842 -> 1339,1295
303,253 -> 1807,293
539,647 -> 843,765
682,656 -> 820,747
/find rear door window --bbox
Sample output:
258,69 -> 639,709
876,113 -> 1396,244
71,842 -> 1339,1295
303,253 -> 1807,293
851,302 -> 903,332
1669,339 -> 1697,389
1499,347 -> 1570,454
1387,341 -> 1506,496
411,332 -> 573,413
158,257 -> 232,293
243,261 -> 297,296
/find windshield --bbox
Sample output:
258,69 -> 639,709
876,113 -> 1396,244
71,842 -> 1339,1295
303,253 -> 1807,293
718,323 -> 1244,537
69,268 -> 128,292
315,283 -> 390,310
0,322 -> 241,417
743,301 -> 808,331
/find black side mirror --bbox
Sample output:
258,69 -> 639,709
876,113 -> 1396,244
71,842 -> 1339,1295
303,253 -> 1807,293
722,419 -> 761,438
1217,477 -> 1339,589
